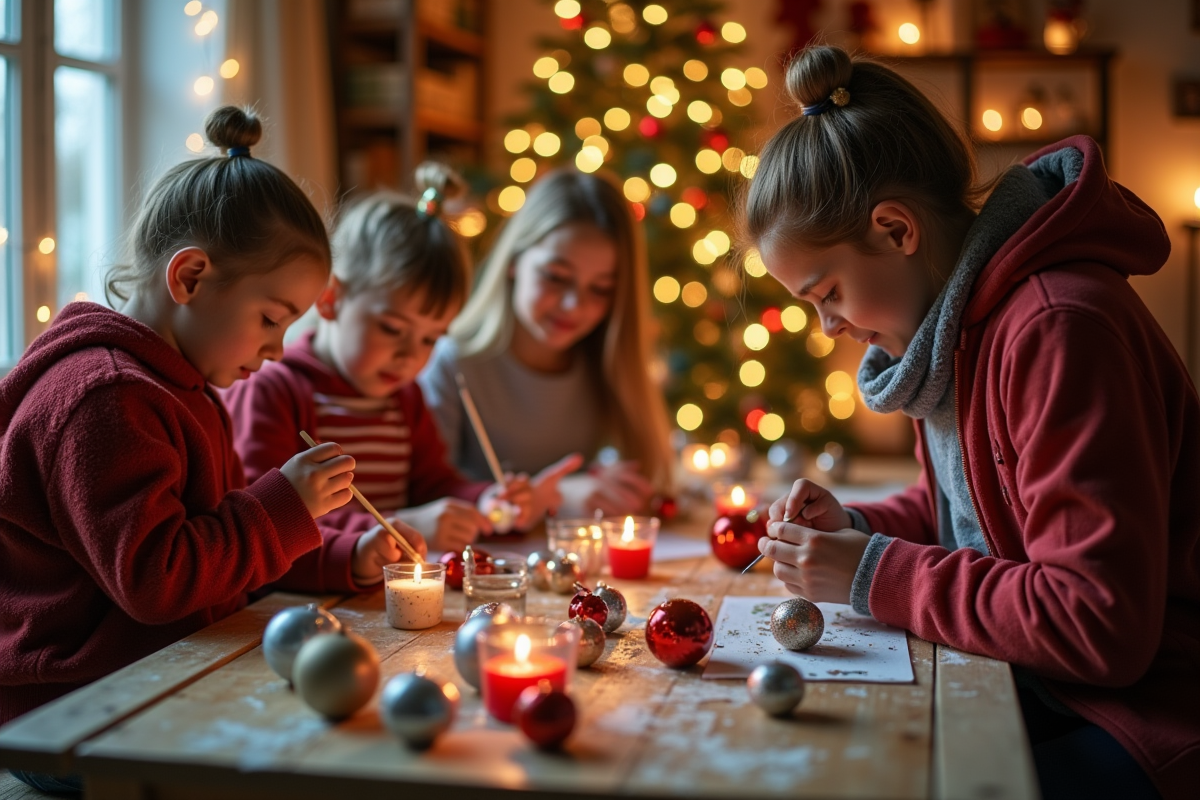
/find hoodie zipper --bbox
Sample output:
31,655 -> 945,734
955,334 -> 999,559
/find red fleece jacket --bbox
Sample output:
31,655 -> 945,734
848,137 -> 1200,798
222,331 -> 487,533
0,304 -> 366,726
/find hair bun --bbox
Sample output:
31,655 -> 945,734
205,106 -> 263,153
784,46 -> 854,109
414,161 -> 466,203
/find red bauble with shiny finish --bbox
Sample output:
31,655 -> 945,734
710,510 -> 769,570
695,19 -> 717,45
568,583 -> 609,627
638,115 -> 662,138
438,548 -> 492,591
514,684 -> 576,750
645,599 -> 714,669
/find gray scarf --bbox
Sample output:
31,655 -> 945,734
855,156 -> 1077,417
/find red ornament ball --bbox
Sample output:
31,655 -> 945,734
568,584 -> 609,627
645,598 -> 714,669
710,509 -> 769,570
695,19 -> 717,45
651,494 -> 678,522
638,115 -> 662,138
438,548 -> 492,591
514,683 -> 576,750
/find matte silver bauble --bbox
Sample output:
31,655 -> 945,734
747,661 -> 806,717
262,604 -> 342,684
593,581 -> 628,633
454,608 -> 510,690
561,617 -> 605,667
770,598 -> 825,651
527,551 -> 555,591
293,629 -> 380,720
379,672 -> 459,750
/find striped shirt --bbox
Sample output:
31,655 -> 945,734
313,392 -> 413,511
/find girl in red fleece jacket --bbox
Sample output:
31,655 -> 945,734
0,106 -> 425,757
225,163 -> 575,552
744,48 -> 1198,799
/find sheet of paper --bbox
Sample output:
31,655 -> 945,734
702,596 -> 914,683
652,530 -> 712,562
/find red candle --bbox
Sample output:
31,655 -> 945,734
714,484 -> 756,516
608,539 -> 653,579
482,636 -> 568,723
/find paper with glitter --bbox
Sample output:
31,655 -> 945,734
702,596 -> 914,683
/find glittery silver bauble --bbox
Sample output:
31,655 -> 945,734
263,604 -> 343,684
379,672 -> 460,750
527,551 -> 555,591
546,552 -> 582,594
747,661 -> 806,717
466,601 -> 514,622
454,607 -> 511,690
770,598 -> 825,651
594,581 -> 628,633
561,617 -> 605,667
293,629 -> 380,720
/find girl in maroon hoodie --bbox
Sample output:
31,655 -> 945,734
745,47 -> 1198,799
0,107 -> 423,789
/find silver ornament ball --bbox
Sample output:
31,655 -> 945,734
466,601 -> 514,621
593,581 -> 627,633
379,672 -> 459,750
546,552 -> 582,594
561,617 -> 605,667
527,551 -> 555,591
292,629 -> 380,720
262,603 -> 343,684
747,661 -> 806,717
454,608 -> 511,690
770,598 -> 825,651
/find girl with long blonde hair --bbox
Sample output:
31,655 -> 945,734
419,168 -> 672,518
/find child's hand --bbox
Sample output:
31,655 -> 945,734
759,521 -> 871,604
528,453 -> 585,521
769,479 -> 852,532
281,442 -> 356,518
480,473 -> 534,529
561,462 -> 653,517
392,499 -> 491,552
351,520 -> 428,585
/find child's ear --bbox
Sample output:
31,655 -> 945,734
868,201 -> 921,256
315,276 -> 342,321
164,247 -> 213,305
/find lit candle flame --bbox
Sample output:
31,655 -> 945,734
692,448 -> 710,470
515,634 -> 532,664
731,485 -> 746,506
622,516 -> 635,543
414,562 -> 422,583
710,444 -> 728,467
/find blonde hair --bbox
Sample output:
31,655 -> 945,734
330,162 -> 471,315
107,106 -> 330,306
452,169 -> 673,490
744,46 -> 984,253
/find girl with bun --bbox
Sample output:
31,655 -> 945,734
749,47 -> 1197,798
419,168 -> 672,518
226,164 -> 556,550
0,107 -> 424,787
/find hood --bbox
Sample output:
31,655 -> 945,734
279,329 -> 356,394
963,136 -> 1170,327
0,302 -> 203,431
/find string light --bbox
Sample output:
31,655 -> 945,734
575,145 -> 604,172
721,22 -> 746,43
654,276 -> 681,303
38,237 -> 56,254
36,305 -> 51,323
728,87 -> 752,106
670,203 -> 697,228
758,413 -> 785,441
744,67 -> 768,89
504,129 -> 531,153
603,107 -> 631,131
739,360 -> 765,387
692,240 -> 717,265
574,117 -> 601,138
193,75 -> 214,95
694,319 -> 720,345
743,323 -> 769,351
498,186 -> 526,213
720,68 -> 746,90
582,134 -> 609,155
195,9 -> 218,35
184,1 -> 202,16
687,100 -> 713,123
453,209 -> 487,237
825,370 -> 854,399
646,95 -> 672,118
706,230 -> 731,255
623,177 -> 651,203
533,56 -> 559,79
829,396 -> 856,419
722,147 -> 745,171
781,305 -> 808,332
643,4 -> 667,25
219,58 -> 239,79
548,71 -> 575,93
704,381 -> 727,400
898,23 -> 920,45
623,63 -> 649,86
609,3 -> 637,33
681,281 -> 708,307
807,330 -> 835,357
1021,107 -> 1043,130
554,0 -> 581,18
743,248 -> 766,277
185,133 -> 204,152
739,155 -> 759,179
649,163 -> 677,187
982,109 -> 1003,132
533,131 -> 561,156
677,403 -> 703,431
696,149 -> 722,174
510,157 -> 537,182
584,27 -> 612,49
683,60 -> 709,81
649,76 -> 678,101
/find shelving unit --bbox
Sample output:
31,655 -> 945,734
328,0 -> 486,193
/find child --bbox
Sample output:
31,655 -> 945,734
225,164 -> 559,549
747,47 -> 1198,799
419,169 -> 673,518
0,106 -> 424,752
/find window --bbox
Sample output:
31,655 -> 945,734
0,0 -> 122,368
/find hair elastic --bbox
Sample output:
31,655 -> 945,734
226,146 -> 251,157
802,87 -> 851,116
416,187 -> 444,219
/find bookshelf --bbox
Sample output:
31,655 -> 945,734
328,0 -> 486,194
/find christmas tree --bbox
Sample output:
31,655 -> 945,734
470,0 -> 856,459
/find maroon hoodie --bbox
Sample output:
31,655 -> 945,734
850,137 -> 1200,797
0,304 -> 362,725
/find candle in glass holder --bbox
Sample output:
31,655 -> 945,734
548,519 -> 605,578
604,516 -> 659,579
385,562 -> 445,630
479,618 -> 578,723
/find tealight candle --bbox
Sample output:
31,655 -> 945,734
478,617 -> 579,723
548,519 -> 606,578
603,516 -> 659,579
384,562 -> 445,630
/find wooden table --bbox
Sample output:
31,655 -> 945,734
0,527 -> 1038,800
